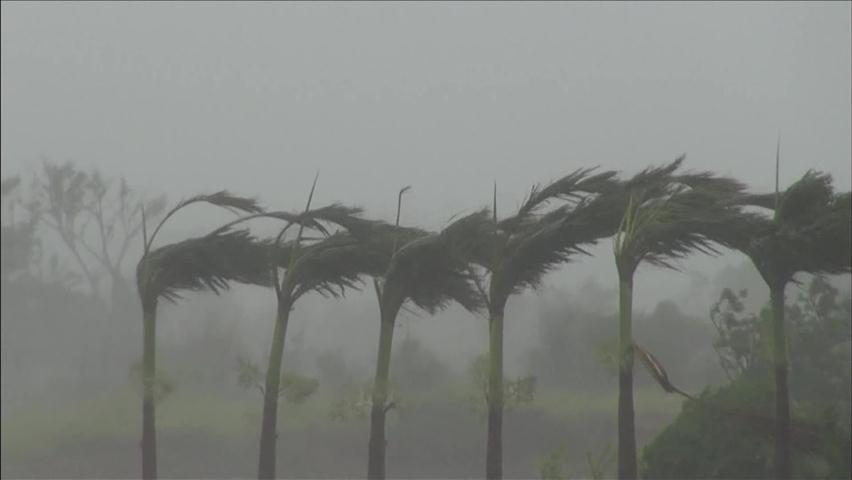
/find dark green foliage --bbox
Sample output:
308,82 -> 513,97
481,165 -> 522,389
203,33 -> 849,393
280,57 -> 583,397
612,156 -> 749,276
382,209 -> 491,314
733,171 -> 852,287
482,168 -> 621,303
641,378 -> 851,480
710,277 -> 852,413
286,232 -> 390,300
642,277 -> 852,479
138,228 -> 272,303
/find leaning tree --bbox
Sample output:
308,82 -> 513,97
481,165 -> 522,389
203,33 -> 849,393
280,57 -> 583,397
730,166 -> 851,479
361,198 -> 489,480
471,168 -> 620,480
609,156 -> 747,479
136,192 -> 271,480
211,178 -> 394,480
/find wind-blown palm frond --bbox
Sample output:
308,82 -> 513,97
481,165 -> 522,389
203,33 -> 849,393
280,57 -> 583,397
173,190 -> 263,215
298,204 -> 365,235
287,232 -> 390,301
624,156 -> 685,192
517,167 -> 617,214
496,193 -> 625,298
732,172 -> 851,285
383,211 -> 489,315
612,159 -> 749,277
138,228 -> 272,303
146,191 -> 264,255
501,168 -> 619,233
775,171 -> 834,223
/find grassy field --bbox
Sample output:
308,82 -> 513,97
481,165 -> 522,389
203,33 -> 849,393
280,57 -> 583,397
2,385 -> 682,478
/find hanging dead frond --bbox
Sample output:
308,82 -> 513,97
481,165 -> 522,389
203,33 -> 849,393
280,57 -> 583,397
633,343 -> 694,400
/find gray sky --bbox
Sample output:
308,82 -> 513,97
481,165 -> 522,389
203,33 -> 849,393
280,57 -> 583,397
2,1 -> 850,307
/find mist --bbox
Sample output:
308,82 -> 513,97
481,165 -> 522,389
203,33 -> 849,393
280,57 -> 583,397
2,3 -> 850,479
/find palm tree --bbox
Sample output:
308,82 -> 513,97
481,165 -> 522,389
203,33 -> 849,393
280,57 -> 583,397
136,191 -> 271,480
364,203 -> 490,480
472,169 -> 620,479
730,163 -> 851,479
609,157 -> 747,479
227,179 -> 394,479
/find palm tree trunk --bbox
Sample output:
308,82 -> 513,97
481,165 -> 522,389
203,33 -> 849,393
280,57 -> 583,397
367,299 -> 401,480
770,286 -> 792,479
486,306 -> 504,480
258,300 -> 291,479
617,277 -> 636,480
141,298 -> 157,480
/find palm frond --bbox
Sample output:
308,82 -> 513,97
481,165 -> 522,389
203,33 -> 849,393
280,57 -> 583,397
775,170 -> 833,223
137,228 -> 272,304
624,155 -> 685,192
613,157 -> 750,277
502,168 -> 618,232
633,343 -> 693,399
517,167 -> 618,216
497,193 -> 622,298
175,190 -> 263,215
146,191 -> 263,253
383,211 -> 489,315
732,172 -> 851,285
287,232 -> 390,301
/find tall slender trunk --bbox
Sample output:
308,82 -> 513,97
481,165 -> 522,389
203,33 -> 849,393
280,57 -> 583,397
617,277 -> 636,480
770,286 -> 792,479
258,299 -> 291,479
367,297 -> 402,480
485,306 -> 505,480
141,298 -> 158,480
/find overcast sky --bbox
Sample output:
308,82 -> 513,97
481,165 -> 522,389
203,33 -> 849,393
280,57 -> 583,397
2,2 -> 850,307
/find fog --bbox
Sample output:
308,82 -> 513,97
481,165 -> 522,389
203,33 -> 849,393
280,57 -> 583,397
2,3 -> 850,479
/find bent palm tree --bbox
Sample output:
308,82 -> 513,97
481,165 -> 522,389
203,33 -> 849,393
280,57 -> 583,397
236,180 -> 393,479
136,192 -> 268,480
730,167 -> 851,479
364,206 -> 489,480
610,157 -> 747,479
474,169 -> 620,479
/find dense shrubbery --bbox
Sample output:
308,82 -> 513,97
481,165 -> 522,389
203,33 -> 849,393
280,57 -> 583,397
641,276 -> 852,479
